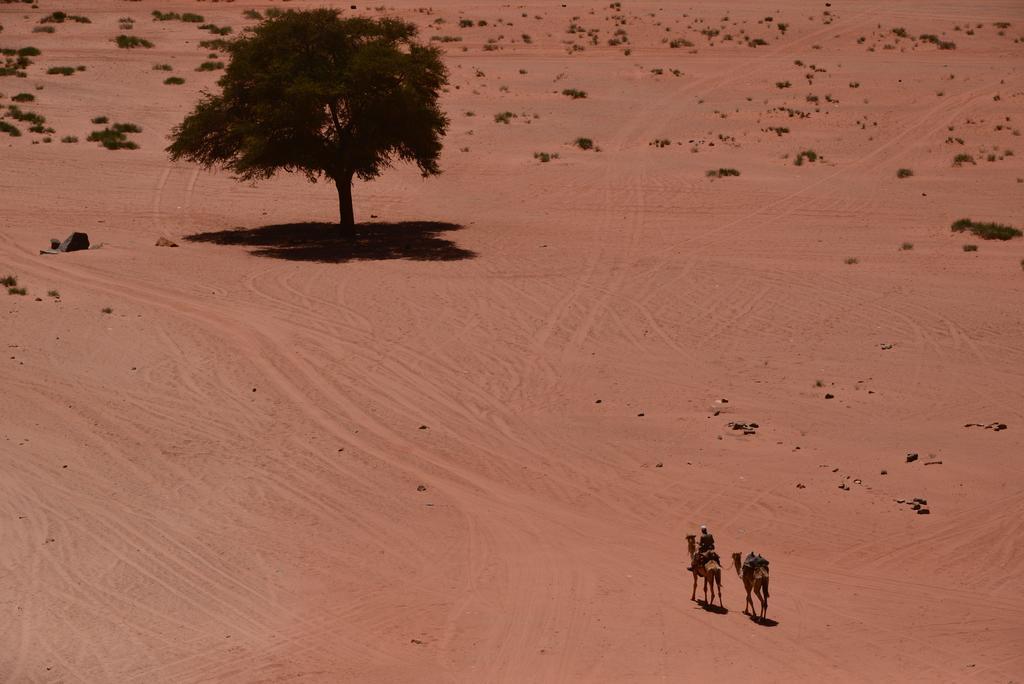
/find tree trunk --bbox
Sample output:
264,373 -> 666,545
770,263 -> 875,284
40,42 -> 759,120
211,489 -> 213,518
336,173 -> 355,232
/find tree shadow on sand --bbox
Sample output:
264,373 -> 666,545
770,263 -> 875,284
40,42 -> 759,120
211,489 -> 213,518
183,221 -> 475,263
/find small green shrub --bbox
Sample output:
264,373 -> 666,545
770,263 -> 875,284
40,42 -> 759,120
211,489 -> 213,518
91,115 -> 108,124
11,92 -> 33,102
242,9 -> 262,20
115,35 -> 154,49
0,121 -> 21,137
494,111 -> 516,124
707,168 -> 741,178
844,257 -> 859,265
775,80 -> 791,89
181,13 -> 204,23
152,63 -> 173,71
669,38 -> 693,48
7,286 -> 27,295
47,289 -> 60,298
0,275 -> 17,287
896,168 -> 913,178
574,137 -> 594,150
47,66 -> 76,76
152,10 -> 181,21
60,135 -> 77,143
40,11 -> 90,24
458,19 -> 473,28
900,242 -> 914,250
962,244 -> 978,252
533,151 -> 559,162
87,122 -> 142,150
101,307 -> 113,314
561,88 -> 587,99
952,153 -> 975,166
794,149 -> 819,165
33,26 -> 55,34
199,24 -> 232,36
164,76 -> 185,85
951,218 -> 1022,241
195,61 -> 224,71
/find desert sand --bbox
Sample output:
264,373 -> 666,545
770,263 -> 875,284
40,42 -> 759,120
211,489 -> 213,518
2,0 -> 1023,681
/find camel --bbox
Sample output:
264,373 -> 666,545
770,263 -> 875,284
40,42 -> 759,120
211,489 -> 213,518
732,552 -> 770,620
685,534 -> 723,608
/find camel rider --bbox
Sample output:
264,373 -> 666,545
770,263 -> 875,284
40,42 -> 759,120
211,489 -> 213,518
688,525 -> 716,571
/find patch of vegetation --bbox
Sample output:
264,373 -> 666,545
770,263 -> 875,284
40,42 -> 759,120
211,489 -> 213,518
101,307 -> 113,314
47,289 -> 60,298
962,244 -> 978,252
164,76 -> 185,85
775,80 -> 791,89
40,11 -> 90,24
46,66 -> 76,76
152,10 -> 182,21
60,135 -> 77,143
561,88 -> 587,99
533,151 -> 559,162
0,120 -> 21,136
951,218 -> 1022,241
458,19 -> 473,28
900,242 -> 914,250
199,24 -> 232,36
243,9 -> 262,20
86,122 -> 142,150
7,286 -> 27,295
706,168 -> 741,178
794,149 -> 819,166
766,126 -> 789,136
650,138 -> 671,148
6,105 -> 44,125
196,61 -> 224,71
494,111 -> 516,124
181,13 -> 204,23
952,153 -> 975,166
431,35 -> 462,42
919,33 -> 956,50
574,137 -> 594,150
0,275 -> 16,287
153,63 -> 173,71
198,39 -> 232,51
115,35 -> 154,49
844,257 -> 859,265
11,92 -> 33,102
33,26 -> 55,34
896,168 -> 913,178
91,115 -> 108,124
669,38 -> 693,48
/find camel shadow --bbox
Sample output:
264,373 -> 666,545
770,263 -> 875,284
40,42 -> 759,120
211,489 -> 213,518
748,615 -> 779,627
183,221 -> 476,263
696,601 -> 729,615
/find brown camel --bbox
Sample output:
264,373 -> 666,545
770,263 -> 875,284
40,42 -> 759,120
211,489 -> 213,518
685,534 -> 723,607
732,552 -> 770,620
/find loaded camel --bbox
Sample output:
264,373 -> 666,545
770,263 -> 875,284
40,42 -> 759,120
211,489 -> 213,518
732,552 -> 770,620
686,534 -> 723,608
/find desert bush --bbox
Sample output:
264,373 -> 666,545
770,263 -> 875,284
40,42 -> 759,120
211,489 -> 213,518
845,257 -> 859,264
533,151 -> 559,162
47,289 -> 59,297
561,88 -> 587,99
18,47 -> 41,57
896,168 -> 913,178
775,80 -> 791,89
6,105 -> 44,124
153,63 -> 172,71
243,10 -> 262,20
0,120 -> 20,136
849,81 -> 860,88
458,19 -> 473,28
707,168 -> 741,177
7,286 -> 27,295
494,111 -> 516,124
264,8 -> 283,19
952,153 -> 975,166
101,307 -> 113,314
892,27 -> 908,38
0,275 -> 16,287
196,61 -> 224,71
33,26 -> 55,34
182,13 -> 204,23
574,137 -> 594,150
919,34 -> 955,49
951,218 -> 1022,241
11,92 -> 33,102
152,10 -> 181,21
962,244 -> 978,252
431,35 -> 462,42
650,138 -> 671,148
164,76 -> 185,85
40,11 -> 90,24
900,242 -> 914,250
47,66 -> 76,76
87,122 -> 142,150
794,149 -> 819,165
199,24 -> 232,36
60,134 -> 77,142
198,39 -> 231,51
669,38 -> 693,48
115,35 -> 154,49
91,115 -> 108,124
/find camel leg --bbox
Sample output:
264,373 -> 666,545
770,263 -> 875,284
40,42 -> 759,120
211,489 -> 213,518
690,570 -> 698,601
760,579 -> 769,620
717,573 -> 724,608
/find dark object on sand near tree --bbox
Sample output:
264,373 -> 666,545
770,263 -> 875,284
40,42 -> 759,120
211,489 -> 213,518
40,232 -> 90,254
166,10 -> 449,232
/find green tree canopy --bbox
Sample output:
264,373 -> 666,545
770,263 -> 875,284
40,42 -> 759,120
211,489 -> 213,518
167,10 -> 449,230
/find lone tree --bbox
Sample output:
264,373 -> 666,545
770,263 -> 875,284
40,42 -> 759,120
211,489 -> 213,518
167,10 -> 449,231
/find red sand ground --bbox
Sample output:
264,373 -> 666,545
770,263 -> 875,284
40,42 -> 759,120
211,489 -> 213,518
2,1 -> 1023,681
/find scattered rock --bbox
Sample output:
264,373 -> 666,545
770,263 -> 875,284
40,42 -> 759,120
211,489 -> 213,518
824,393 -> 834,399
906,452 -> 919,463
796,483 -> 806,489
155,236 -> 178,248
418,425 -> 428,430
410,639 -> 423,645
727,421 -> 759,435
924,460 -> 943,466
911,502 -> 921,510
637,412 -> 645,417
964,422 -> 1007,431
853,478 -> 862,484
838,483 -> 849,490
917,508 -> 930,515
880,343 -> 894,350
914,497 -> 927,505
595,399 -> 602,404
416,484 -> 427,492
880,469 -> 888,475
655,462 -> 663,468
